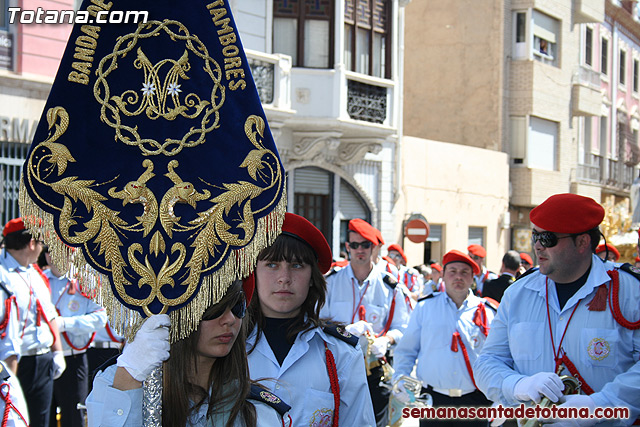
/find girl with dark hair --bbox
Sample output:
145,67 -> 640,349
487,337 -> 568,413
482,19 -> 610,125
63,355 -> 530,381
86,281 -> 290,426
247,213 -> 375,426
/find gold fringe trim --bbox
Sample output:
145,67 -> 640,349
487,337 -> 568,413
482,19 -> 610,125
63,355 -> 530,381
20,177 -> 286,343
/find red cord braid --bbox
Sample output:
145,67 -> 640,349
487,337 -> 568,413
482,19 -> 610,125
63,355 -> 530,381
451,332 -> 477,389
56,309 -> 96,351
558,353 -> 594,395
35,300 -> 56,347
377,290 -> 397,338
0,383 -> 29,427
473,303 -> 489,337
0,298 -> 16,340
607,270 -> 640,330
324,342 -> 340,427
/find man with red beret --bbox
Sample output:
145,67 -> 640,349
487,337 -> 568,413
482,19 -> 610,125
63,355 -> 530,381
595,243 -> 621,262
0,218 -> 65,427
467,244 -> 498,296
321,218 -> 410,427
392,250 -> 494,426
517,252 -> 534,277
387,244 -> 423,304
474,193 -> 640,425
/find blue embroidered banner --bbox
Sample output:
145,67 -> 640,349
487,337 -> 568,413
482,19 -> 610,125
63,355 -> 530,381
20,0 -> 286,339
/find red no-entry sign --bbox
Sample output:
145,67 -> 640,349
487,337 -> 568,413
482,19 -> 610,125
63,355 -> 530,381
404,218 -> 430,243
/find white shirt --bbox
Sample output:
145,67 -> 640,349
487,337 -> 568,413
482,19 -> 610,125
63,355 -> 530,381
474,255 -> 640,425
46,271 -> 107,354
86,365 -> 287,426
0,250 -> 57,356
247,325 -> 375,427
0,361 -> 29,426
393,291 -> 495,392
320,264 -> 409,344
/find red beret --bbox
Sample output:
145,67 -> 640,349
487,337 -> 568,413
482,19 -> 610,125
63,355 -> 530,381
3,218 -> 25,237
282,213 -> 332,274
467,244 -> 486,258
387,244 -> 407,264
430,263 -> 442,272
595,243 -> 620,261
530,193 -> 604,233
348,218 -> 379,245
443,249 -> 480,275
519,253 -> 534,266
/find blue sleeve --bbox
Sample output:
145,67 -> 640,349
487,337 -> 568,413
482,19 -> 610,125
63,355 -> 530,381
86,365 -> 142,427
392,301 -> 424,380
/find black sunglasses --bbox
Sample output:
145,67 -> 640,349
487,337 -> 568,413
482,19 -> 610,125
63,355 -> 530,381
531,230 -> 574,248
201,294 -> 246,321
348,241 -> 373,250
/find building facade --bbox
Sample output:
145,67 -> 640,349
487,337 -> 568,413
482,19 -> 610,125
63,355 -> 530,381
403,0 -> 640,268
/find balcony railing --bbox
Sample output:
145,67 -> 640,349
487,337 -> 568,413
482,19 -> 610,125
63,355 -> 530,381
346,79 -> 388,124
247,56 -> 274,104
576,154 -> 636,191
245,49 -> 291,110
574,65 -> 601,90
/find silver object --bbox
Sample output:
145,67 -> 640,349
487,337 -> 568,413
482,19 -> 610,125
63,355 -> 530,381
143,366 -> 163,426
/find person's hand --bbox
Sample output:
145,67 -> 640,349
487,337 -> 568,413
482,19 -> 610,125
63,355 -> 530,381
52,351 -> 66,380
543,395 -> 597,426
392,379 -> 412,404
370,336 -> 390,358
344,320 -> 373,337
513,372 -> 563,403
489,402 -> 506,426
116,315 -> 170,382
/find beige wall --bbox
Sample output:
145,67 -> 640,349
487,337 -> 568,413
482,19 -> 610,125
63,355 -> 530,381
395,136 -> 510,273
403,0 -> 505,151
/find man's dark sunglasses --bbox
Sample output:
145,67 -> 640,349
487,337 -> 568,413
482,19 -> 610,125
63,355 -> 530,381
348,241 -> 372,250
531,230 -> 574,248
201,294 -> 246,321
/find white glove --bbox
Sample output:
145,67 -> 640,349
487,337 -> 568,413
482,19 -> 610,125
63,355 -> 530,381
56,317 -> 66,332
370,336 -> 390,358
489,402 -> 506,427
344,320 -> 373,337
513,372 -> 564,403
392,379 -> 412,405
52,351 -> 66,380
543,395 -> 597,426
117,315 -> 170,382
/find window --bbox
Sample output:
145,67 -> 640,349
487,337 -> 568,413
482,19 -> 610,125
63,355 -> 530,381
620,49 -> 627,86
532,10 -> 559,66
583,117 -> 592,163
634,59 -> 639,93
344,0 -> 391,78
602,38 -> 609,75
273,0 -> 334,68
513,12 -> 527,59
600,116 -> 608,154
468,227 -> 485,248
585,27 -> 593,66
528,116 -> 557,171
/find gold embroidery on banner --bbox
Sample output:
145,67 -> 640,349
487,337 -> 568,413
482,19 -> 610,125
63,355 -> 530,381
22,107 -> 285,340
94,20 -> 225,156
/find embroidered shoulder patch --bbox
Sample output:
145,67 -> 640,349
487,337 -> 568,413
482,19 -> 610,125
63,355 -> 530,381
247,384 -> 291,416
323,323 -> 359,347
587,337 -> 610,361
620,263 -> 640,280
309,408 -> 333,427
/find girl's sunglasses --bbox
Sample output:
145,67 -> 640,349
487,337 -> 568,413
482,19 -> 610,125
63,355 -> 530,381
201,294 -> 246,321
531,230 -> 574,248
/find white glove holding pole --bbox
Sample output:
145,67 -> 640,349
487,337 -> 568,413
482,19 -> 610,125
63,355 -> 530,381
116,314 -> 170,382
543,395 -> 597,426
52,350 -> 66,380
344,320 -> 373,337
513,372 -> 564,403
370,336 -> 390,358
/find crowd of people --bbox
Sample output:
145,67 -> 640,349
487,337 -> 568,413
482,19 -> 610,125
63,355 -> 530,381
0,193 -> 638,426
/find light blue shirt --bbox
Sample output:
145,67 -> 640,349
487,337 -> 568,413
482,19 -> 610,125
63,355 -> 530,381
321,264 -> 409,344
474,255 -> 640,425
474,266 -> 498,295
0,360 -> 29,426
46,271 -> 107,354
0,250 -> 57,356
247,325 -> 375,427
86,365 -> 286,426
393,291 -> 495,392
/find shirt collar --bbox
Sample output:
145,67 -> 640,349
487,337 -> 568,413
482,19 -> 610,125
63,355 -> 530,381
1,250 -> 27,272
